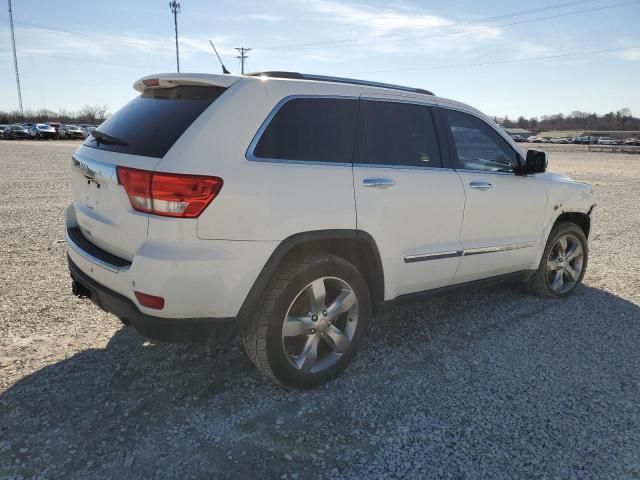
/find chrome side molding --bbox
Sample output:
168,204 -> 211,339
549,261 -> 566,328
404,251 -> 462,263
462,241 -> 536,256
404,241 -> 536,263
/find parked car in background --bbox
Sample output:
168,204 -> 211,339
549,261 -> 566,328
527,136 -> 543,143
512,135 -> 527,142
550,137 -> 570,144
46,122 -> 62,138
79,124 -> 96,139
597,137 -> 619,145
622,138 -> 640,146
0,125 -> 7,137
30,124 -> 58,140
3,125 -> 31,140
59,124 -> 85,140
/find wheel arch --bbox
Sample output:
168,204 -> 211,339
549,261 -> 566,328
236,230 -> 385,320
552,210 -> 592,239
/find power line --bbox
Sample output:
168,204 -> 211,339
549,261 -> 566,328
2,44 -> 636,75
15,22 -> 201,54
0,47 -> 158,69
169,1 -> 181,72
7,0 -> 23,116
343,45 -> 640,75
261,0 -> 638,51
235,47 -> 251,74
12,0 -> 638,60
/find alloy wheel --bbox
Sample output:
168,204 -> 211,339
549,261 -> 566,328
546,233 -> 584,294
281,277 -> 358,373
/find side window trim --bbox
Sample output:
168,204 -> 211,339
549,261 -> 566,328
355,97 -> 448,170
245,94 -> 359,167
437,106 -> 523,174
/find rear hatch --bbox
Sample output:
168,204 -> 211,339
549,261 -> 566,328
70,75 -> 236,261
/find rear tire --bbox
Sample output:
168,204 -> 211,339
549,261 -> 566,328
529,222 -> 588,298
241,252 -> 370,389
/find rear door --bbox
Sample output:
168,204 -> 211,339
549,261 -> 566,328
353,96 -> 466,299
70,85 -> 227,261
439,107 -> 547,282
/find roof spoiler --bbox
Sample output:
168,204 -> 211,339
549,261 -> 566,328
134,73 -> 241,92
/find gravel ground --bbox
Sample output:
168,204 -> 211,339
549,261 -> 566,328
1,141 -> 639,479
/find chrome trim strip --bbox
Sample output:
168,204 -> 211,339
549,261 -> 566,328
65,229 -> 129,273
71,155 -> 118,185
462,241 -> 536,256
404,250 -> 462,263
353,163 -> 452,172
404,241 -> 536,263
456,168 -> 517,177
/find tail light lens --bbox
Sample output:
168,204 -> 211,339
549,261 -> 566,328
116,167 -> 223,218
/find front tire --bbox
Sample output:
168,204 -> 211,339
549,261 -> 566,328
529,222 -> 588,298
241,253 -> 370,389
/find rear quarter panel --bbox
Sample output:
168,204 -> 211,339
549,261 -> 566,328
156,79 -> 361,241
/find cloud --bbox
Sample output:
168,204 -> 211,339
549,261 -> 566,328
244,13 -> 286,22
10,26 -> 237,61
618,49 -> 640,60
274,0 -> 503,59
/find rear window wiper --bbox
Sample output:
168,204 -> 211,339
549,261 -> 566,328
91,130 -> 129,147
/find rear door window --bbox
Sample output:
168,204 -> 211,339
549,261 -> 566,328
252,97 -> 358,163
356,100 -> 442,168
83,86 -> 226,158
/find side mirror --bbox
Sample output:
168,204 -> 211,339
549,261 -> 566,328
525,149 -> 547,174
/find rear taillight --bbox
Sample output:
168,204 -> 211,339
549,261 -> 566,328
116,167 -> 223,218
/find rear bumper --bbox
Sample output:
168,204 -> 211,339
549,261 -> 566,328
68,255 -> 239,343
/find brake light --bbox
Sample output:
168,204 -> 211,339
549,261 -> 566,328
116,167 -> 223,218
142,78 -> 160,87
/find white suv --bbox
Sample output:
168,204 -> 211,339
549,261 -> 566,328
66,72 -> 595,388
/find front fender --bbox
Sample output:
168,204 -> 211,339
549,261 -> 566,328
530,173 -> 595,269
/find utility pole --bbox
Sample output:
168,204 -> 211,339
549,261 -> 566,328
235,47 -> 251,74
7,0 -> 23,116
169,1 -> 181,72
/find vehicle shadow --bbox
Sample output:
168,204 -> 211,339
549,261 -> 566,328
1,285 -> 639,479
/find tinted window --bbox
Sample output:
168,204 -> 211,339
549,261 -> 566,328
356,100 -> 441,167
83,86 -> 225,158
444,109 -> 518,173
253,97 -> 358,163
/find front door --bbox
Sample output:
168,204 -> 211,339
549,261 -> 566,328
439,107 -> 548,283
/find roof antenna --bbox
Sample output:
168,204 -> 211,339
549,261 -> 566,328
209,40 -> 230,74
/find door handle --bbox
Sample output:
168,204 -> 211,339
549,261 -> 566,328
363,178 -> 395,189
469,181 -> 493,191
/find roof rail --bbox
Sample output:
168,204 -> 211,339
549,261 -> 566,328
247,71 -> 434,96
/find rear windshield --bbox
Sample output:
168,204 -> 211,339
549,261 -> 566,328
83,85 -> 226,158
